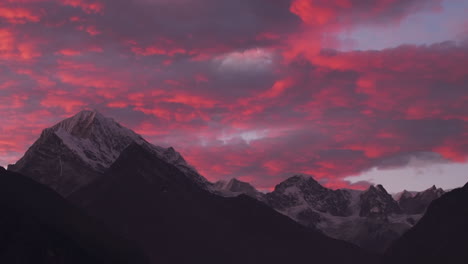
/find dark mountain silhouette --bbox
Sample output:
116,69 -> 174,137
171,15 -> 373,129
385,183 -> 468,264
0,166 -> 148,264
69,143 -> 379,264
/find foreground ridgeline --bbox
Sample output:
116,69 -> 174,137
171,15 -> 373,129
385,183 -> 468,264
0,167 -> 148,264
68,143 -> 376,264
4,110 -> 466,264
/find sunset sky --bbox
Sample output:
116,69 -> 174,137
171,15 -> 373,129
0,0 -> 467,192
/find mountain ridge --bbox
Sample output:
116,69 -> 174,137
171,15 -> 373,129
68,142 -> 378,264
9,110 -> 208,196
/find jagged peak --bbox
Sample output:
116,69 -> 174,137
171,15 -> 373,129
286,174 -> 318,183
217,178 -> 254,190
401,189 -> 414,197
366,184 -> 390,195
417,185 -> 445,197
228,178 -> 244,184
272,174 -> 326,194
48,109 -> 128,139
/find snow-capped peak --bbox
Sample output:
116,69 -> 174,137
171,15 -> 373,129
273,174 -> 324,193
14,110 -> 208,194
267,175 -> 352,217
45,110 -> 149,172
213,178 -> 265,200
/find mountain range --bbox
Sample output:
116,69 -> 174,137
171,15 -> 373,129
215,174 -> 445,252
4,110 -> 467,263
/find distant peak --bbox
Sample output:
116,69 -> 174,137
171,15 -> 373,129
273,174 -> 325,193
289,174 -> 316,182
77,109 -> 99,115
367,184 -> 389,195
422,185 -> 438,193
401,190 -> 413,196
228,178 -> 242,183
226,178 -> 251,188
72,109 -> 106,123
49,110 -> 122,139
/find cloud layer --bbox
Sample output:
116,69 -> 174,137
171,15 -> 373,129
0,0 -> 467,191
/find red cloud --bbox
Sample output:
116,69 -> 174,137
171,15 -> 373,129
61,0 -> 104,14
0,0 -> 466,192
0,5 -> 41,24
290,0 -> 442,27
290,0 -> 339,25
132,45 -> 188,57
40,91 -> 87,113
0,28 -> 41,61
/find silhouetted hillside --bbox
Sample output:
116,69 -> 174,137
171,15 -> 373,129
70,143 -> 379,264
386,183 -> 468,264
0,167 -> 148,264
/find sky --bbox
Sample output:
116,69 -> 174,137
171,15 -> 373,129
0,0 -> 467,193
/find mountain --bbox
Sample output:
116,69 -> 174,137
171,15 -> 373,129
213,178 -> 266,200
392,190 -> 417,201
359,185 -> 402,218
9,111 -> 378,264
265,175 -> 352,228
386,183 -> 468,264
68,143 -> 378,264
8,110 -> 208,196
397,186 -> 445,214
0,166 -> 148,264
264,176 -> 419,252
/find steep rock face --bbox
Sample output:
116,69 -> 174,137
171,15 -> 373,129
398,186 -> 445,214
69,145 -> 378,264
8,110 -> 208,196
267,175 -> 351,218
359,185 -> 402,219
386,183 -> 468,264
0,167 -> 148,264
213,178 -> 265,201
8,130 -> 102,197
